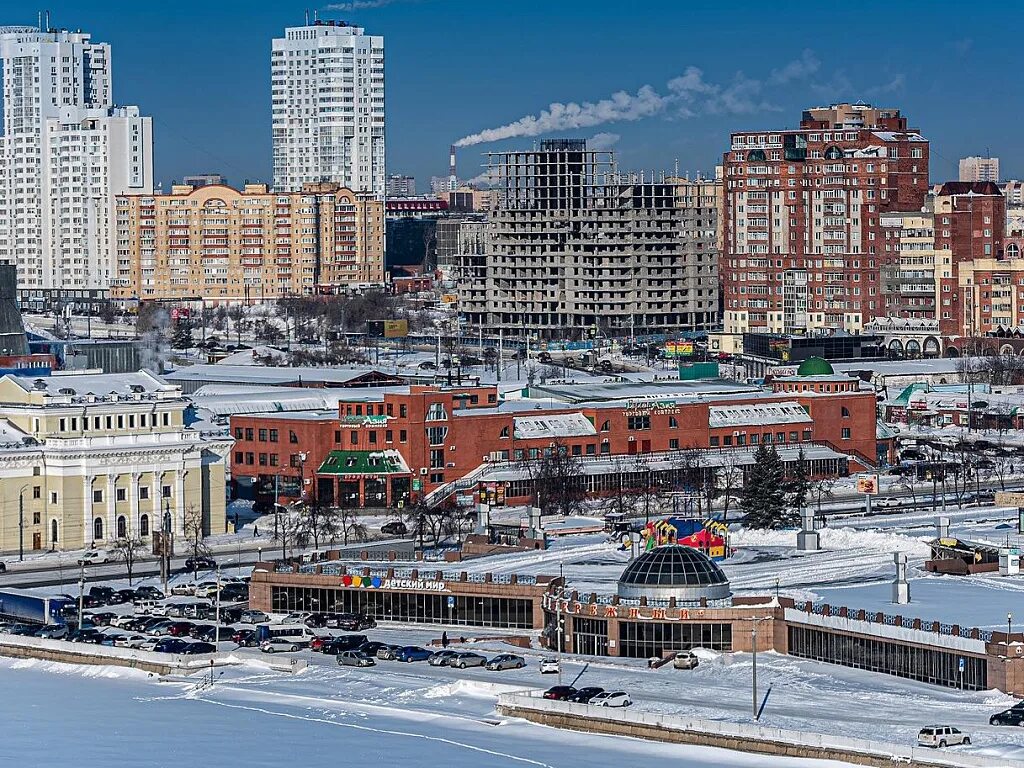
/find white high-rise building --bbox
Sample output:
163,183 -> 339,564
272,20 -> 385,197
959,155 -> 1000,183
0,26 -> 152,293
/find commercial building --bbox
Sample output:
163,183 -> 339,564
272,19 -> 385,197
461,139 -> 718,340
252,543 -> 1023,694
959,156 -> 1000,183
112,182 -> 384,305
0,26 -> 153,295
229,366 -> 881,509
0,370 -> 230,553
182,173 -> 227,188
722,103 -> 929,335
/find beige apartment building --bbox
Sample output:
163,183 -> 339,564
112,182 -> 384,304
0,371 -> 231,553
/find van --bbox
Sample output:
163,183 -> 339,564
255,623 -> 321,646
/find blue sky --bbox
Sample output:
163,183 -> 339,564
19,0 -> 1019,189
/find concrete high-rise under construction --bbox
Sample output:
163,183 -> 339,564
456,139 -> 719,339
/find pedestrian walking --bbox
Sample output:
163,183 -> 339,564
441,631 -> 449,648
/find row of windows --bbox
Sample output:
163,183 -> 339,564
270,586 -> 535,629
618,620 -> 732,658
58,411 -> 170,433
90,485 -> 170,504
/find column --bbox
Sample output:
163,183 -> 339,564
175,469 -> 186,537
150,472 -> 159,532
130,472 -> 140,538
107,474 -> 116,540
82,475 -> 92,546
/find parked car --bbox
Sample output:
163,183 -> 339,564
876,497 -> 902,508
239,610 -> 270,625
193,582 -> 220,599
428,650 -> 460,667
85,611 -> 117,627
990,704 -> 1024,726
260,639 -> 300,654
184,556 -> 217,572
485,654 -> 526,671
88,586 -> 117,604
376,644 -> 401,661
220,607 -> 245,625
381,521 -> 408,536
233,629 -> 258,647
219,584 -> 249,603
183,603 -> 211,620
188,623 -> 215,639
450,652 -> 487,669
77,549 -> 110,565
591,691 -> 632,708
68,628 -> 103,643
134,586 -> 164,600
199,626 -> 236,643
109,614 -> 139,629
673,650 -> 700,670
303,613 -> 333,629
917,726 -> 970,748
149,621 -> 177,636
181,641 -> 216,655
167,621 -> 196,637
329,613 -> 377,632
338,650 -> 376,667
568,687 -> 605,704
154,638 -> 191,654
170,583 -> 196,597
543,686 -> 577,701
320,635 -> 368,655
395,646 -> 432,663
37,624 -> 68,639
539,658 -> 560,674
114,635 -> 148,649
0,561 -> 5,573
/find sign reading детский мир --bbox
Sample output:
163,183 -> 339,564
339,574 -> 448,592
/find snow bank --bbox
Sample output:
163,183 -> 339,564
421,679 -> 536,700
731,525 -> 931,557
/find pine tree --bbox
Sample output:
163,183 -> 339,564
739,444 -> 792,529
787,447 -> 812,513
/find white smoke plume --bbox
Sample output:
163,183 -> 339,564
588,132 -> 621,151
454,55 -> 820,147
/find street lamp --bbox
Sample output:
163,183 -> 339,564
16,483 -> 33,561
1009,612 -> 1014,638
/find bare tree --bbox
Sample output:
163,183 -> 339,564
278,508 -> 307,561
300,499 -> 341,550
601,457 -> 639,519
715,452 -> 744,524
226,305 -> 246,345
519,440 -> 586,517
813,475 -> 838,524
111,537 -> 146,586
183,505 -> 212,578
337,507 -> 368,547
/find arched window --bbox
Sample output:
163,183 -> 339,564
824,145 -> 843,160
50,519 -> 58,544
668,416 -> 678,428
600,420 -> 610,432
841,407 -> 850,417
116,515 -> 127,539
1008,243 -> 1020,259
425,402 -> 448,421
747,149 -> 767,162
140,514 -> 150,537
499,425 -> 510,438
93,517 -> 104,541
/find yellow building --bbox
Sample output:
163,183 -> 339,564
112,182 -> 384,304
0,371 -> 231,554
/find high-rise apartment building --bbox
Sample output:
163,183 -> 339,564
112,182 -> 384,304
386,174 -> 415,197
959,156 -> 1000,183
458,139 -> 718,338
0,26 -> 152,294
721,103 -> 929,335
272,20 -> 385,197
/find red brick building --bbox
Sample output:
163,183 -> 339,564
722,103 -> 929,335
230,374 -> 880,509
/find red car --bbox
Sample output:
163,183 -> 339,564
543,686 -> 577,701
167,621 -> 195,637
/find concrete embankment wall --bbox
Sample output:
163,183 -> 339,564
496,693 -> 1013,768
0,636 -> 218,676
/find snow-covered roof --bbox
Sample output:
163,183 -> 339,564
513,412 -> 596,440
708,401 -> 812,429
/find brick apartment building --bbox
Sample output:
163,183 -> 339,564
722,103 -> 929,335
229,371 -> 880,509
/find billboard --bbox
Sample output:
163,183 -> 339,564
663,341 -> 694,358
367,319 -> 409,338
440,294 -> 459,305
856,474 -> 879,495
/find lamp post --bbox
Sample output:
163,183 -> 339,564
17,483 -> 32,561
1009,612 -> 1014,639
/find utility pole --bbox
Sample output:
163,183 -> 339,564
77,563 -> 85,628
751,619 -> 758,719
18,490 -> 24,562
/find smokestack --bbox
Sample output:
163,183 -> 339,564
449,144 -> 457,178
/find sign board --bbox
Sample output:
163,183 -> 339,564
996,491 -> 1024,508
958,658 -> 965,673
663,341 -> 694,358
366,319 -> 409,338
441,294 -> 458,305
447,595 -> 456,609
856,474 -> 879,495
412,478 -> 422,492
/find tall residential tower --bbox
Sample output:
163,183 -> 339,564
271,19 -> 385,197
0,25 -> 152,295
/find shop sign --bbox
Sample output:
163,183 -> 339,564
624,399 -> 681,417
339,574 -> 448,592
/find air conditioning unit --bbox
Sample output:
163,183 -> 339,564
446,462 -> 455,468
733,431 -> 740,436
628,436 -> 636,442
419,468 -> 428,475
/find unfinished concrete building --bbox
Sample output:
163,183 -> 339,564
458,139 -> 718,339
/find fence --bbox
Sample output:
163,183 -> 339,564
496,691 -> 1017,768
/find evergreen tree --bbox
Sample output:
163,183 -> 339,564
171,318 -> 194,351
739,444 -> 793,529
787,447 -> 812,512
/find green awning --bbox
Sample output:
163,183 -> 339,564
317,450 -> 410,476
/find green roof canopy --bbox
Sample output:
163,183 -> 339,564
317,450 -> 409,476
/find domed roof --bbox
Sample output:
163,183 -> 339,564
617,544 -> 731,601
796,356 -> 834,376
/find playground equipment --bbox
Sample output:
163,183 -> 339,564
633,517 -> 731,561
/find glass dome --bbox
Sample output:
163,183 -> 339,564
617,544 -> 731,601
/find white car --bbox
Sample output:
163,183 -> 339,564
876,497 -> 902,508
114,635 -> 147,649
539,658 -> 560,674
918,726 -> 970,748
193,582 -> 220,598
591,691 -> 632,708
109,615 -> 139,629
170,583 -> 196,597
673,650 -> 700,670
260,639 -> 300,654
280,612 -> 312,625
77,549 -> 110,565
137,637 -> 161,652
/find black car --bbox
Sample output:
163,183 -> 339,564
154,638 -> 191,654
567,686 -> 605,704
330,613 -> 376,632
88,586 -> 116,604
181,641 -> 216,655
200,626 -> 236,642
357,641 -> 390,657
990,704 -> 1024,726
85,611 -> 117,627
320,634 -> 368,654
220,607 -> 245,624
219,584 -> 248,603
0,561 -> 6,573
68,628 -> 103,643
381,521 -> 408,537
135,586 -> 164,600
184,556 -> 217,572
114,589 -> 138,604
304,612 -> 333,628
543,686 -> 577,701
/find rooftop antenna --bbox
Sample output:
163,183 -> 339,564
313,9 -> 319,22
45,9 -> 50,31
305,8 -> 309,25
674,158 -> 679,178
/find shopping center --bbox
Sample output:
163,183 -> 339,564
251,543 -> 1024,694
